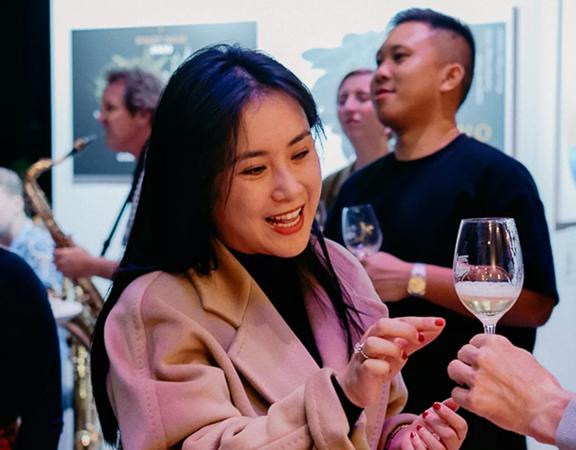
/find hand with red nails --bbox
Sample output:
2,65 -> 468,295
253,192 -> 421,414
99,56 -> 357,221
386,399 -> 468,450
448,333 -> 575,446
335,316 -> 445,409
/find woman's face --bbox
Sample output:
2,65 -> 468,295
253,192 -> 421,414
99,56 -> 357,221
213,90 -> 321,257
337,72 -> 384,143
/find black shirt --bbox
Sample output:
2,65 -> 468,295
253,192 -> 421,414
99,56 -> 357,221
0,248 -> 62,449
324,134 -> 558,450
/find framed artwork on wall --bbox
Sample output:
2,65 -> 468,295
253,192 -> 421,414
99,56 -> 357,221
71,22 -> 257,181
556,0 -> 576,229
456,10 -> 517,155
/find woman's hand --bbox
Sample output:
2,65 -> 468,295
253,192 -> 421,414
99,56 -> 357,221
335,316 -> 445,408
388,399 -> 468,450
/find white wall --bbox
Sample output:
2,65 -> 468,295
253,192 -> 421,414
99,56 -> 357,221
51,1 -> 576,448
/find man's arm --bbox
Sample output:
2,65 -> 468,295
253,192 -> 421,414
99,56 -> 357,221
54,246 -> 119,280
362,252 -> 555,327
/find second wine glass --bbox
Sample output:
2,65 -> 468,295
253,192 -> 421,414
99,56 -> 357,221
341,204 -> 383,259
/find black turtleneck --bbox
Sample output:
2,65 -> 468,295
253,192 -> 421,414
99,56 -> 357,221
232,251 -> 323,366
232,250 -> 362,425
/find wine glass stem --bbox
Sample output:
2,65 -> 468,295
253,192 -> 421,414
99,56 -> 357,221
483,323 -> 497,334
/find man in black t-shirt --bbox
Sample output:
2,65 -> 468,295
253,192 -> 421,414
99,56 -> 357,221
324,8 -> 558,450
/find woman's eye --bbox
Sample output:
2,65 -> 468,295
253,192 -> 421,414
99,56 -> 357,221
240,165 -> 265,176
357,93 -> 371,103
293,149 -> 309,161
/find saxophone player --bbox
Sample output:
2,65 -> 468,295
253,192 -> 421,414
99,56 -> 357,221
54,68 -> 164,280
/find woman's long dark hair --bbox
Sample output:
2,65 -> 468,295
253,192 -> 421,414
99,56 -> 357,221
91,44 -> 364,446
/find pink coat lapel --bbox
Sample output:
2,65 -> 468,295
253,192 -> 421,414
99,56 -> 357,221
194,242 -> 321,404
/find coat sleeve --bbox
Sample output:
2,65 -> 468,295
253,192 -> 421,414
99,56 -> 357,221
105,273 -> 372,450
557,396 -> 576,450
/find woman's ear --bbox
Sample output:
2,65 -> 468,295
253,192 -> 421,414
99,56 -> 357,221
439,62 -> 466,95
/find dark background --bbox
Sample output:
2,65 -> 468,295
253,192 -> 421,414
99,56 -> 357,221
2,0 -> 52,199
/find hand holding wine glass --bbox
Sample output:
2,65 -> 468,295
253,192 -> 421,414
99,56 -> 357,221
341,204 -> 383,259
453,218 -> 524,334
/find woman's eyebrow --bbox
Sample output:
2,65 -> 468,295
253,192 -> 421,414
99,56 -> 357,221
287,130 -> 311,147
234,130 -> 312,163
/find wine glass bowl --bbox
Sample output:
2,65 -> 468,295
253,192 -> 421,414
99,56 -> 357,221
341,204 -> 383,259
453,218 -> 524,334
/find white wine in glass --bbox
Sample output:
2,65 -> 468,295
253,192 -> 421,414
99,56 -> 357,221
341,204 -> 383,259
453,218 -> 524,334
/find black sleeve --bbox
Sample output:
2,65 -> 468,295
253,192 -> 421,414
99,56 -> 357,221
0,250 -> 63,450
479,159 -> 559,302
330,375 -> 363,427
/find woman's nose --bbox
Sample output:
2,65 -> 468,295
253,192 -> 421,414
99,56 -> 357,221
271,169 -> 304,202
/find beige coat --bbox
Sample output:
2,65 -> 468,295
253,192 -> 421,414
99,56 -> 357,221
105,239 -> 411,449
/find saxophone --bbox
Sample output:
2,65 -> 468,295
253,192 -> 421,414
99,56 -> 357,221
24,135 -> 102,450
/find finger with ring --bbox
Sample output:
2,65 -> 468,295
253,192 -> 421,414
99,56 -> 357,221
354,341 -> 370,360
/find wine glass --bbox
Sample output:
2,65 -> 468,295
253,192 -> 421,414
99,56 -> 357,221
341,204 -> 383,259
453,217 -> 524,334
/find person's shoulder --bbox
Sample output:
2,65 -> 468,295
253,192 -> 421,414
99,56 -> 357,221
0,248 -> 39,281
342,153 -> 391,191
117,270 -> 187,308
458,135 -> 520,163
0,248 -> 49,312
322,165 -> 349,186
456,135 -> 533,176
110,270 -> 193,325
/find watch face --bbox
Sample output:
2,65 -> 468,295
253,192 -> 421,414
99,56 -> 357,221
407,276 -> 426,296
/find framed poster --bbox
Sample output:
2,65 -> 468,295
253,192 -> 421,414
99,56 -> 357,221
72,22 -> 257,181
457,15 -> 517,154
556,0 -> 576,228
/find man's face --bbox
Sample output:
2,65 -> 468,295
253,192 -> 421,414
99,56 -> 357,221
0,188 -> 22,237
97,81 -> 149,153
371,21 -> 444,130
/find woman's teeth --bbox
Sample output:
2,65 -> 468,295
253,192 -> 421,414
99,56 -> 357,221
266,207 -> 303,227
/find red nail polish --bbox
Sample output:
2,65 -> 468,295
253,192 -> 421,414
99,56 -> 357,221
418,332 -> 425,342
402,351 -> 408,360
416,425 -> 422,431
422,411 -> 429,418
435,318 -> 445,326
410,432 -> 415,439
433,402 -> 441,410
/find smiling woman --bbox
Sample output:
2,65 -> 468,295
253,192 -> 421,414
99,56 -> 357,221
213,91 -> 321,257
90,44 -> 467,450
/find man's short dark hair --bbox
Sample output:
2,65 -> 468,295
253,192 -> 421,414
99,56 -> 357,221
106,68 -> 165,121
390,8 -> 476,106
